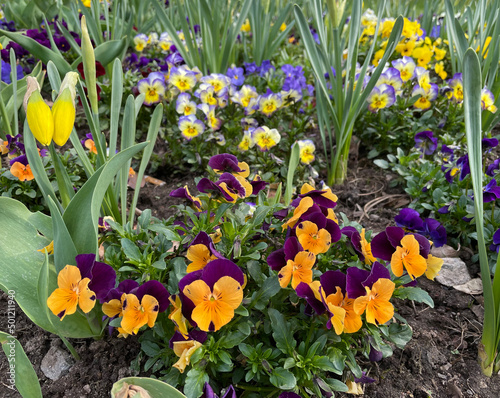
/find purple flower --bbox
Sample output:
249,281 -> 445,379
75,254 -> 117,302
394,208 -> 424,231
341,226 -> 365,262
483,179 -> 500,203
208,154 -> 246,174
259,60 -> 275,77
226,66 -> 244,86
1,59 -> 24,84
370,227 -> 405,261
170,186 -> 202,210
346,262 -> 390,299
202,383 -> 237,398
414,131 -> 438,155
490,228 -> 500,253
487,159 -> 500,177
421,218 -> 447,247
457,155 -> 470,181
244,62 -> 258,75
250,175 -> 268,195
278,393 -> 302,398
267,237 -> 302,271
483,138 -> 498,153
166,51 -> 184,65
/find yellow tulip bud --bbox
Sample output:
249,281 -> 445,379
24,77 -> 54,146
52,72 -> 78,146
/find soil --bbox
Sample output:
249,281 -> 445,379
2,155 -> 500,398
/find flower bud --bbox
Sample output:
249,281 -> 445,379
52,72 -> 79,146
24,76 -> 54,146
81,15 -> 98,113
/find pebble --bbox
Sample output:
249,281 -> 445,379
453,278 -> 483,295
40,346 -> 74,381
435,257 -> 471,287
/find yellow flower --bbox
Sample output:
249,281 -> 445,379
278,251 -> 315,289
391,235 -> 427,279
241,19 -> 251,32
425,255 -> 443,280
173,340 -> 202,373
353,278 -> 395,325
47,265 -> 96,320
434,62 -> 447,80
121,294 -> 159,335
360,229 -> 376,265
372,49 -> 385,67
395,39 -> 416,57
186,244 -> 217,273
296,221 -> 332,255
412,45 -> 433,68
183,276 -> 243,332
279,23 -> 287,32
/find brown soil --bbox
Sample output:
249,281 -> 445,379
2,157 -> 500,398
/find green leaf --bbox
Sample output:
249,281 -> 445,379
184,368 -> 209,398
394,287 -> 434,308
268,308 -> 296,355
373,159 -> 389,169
219,329 -> 250,349
121,238 -> 142,262
111,377 -> 187,398
386,323 -> 413,349
269,367 -> 296,390
0,197 -> 97,338
0,332 -> 42,398
251,276 -> 281,311
284,142 -> 300,205
325,378 -> 349,392
0,29 -> 71,75
63,142 -> 148,255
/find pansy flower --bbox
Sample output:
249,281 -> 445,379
250,175 -> 268,195
391,234 -> 427,279
179,115 -> 205,140
226,66 -> 244,86
490,228 -> 500,253
258,92 -> 282,116
298,140 -> 315,164
200,74 -> 230,94
202,383 -> 237,398
483,179 -> 500,203
420,218 -> 447,247
75,253 -> 117,301
281,89 -> 302,106
391,56 -> 416,82
102,279 -> 139,319
186,231 -> 222,273
198,104 -> 222,130
238,130 -> 255,151
10,156 -> 34,182
81,133 -> 97,154
425,255 -> 443,280
282,197 -> 317,230
217,172 -> 253,201
412,83 -> 438,110
295,221 -> 332,255
320,270 -> 363,334
456,154 -> 470,181
169,66 -> 197,92
170,330 -> 206,373
133,33 -> 149,52
175,93 -> 197,115
366,84 -> 396,113
353,275 -> 395,325
447,73 -> 463,103
180,259 -> 244,332
295,280 -> 325,316
119,280 -> 170,335
481,88 -> 498,113
267,236 -> 303,271
170,185 -> 202,210
296,183 -> 338,209
208,153 -> 249,177
414,131 -> 438,155
394,208 -> 424,231
278,251 -> 316,289
252,126 -> 281,151
137,72 -> 166,106
231,85 -> 258,108
47,265 -> 96,320
377,67 -> 403,94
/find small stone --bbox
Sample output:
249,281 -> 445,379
435,257 -> 471,287
431,244 -> 460,258
83,385 -> 91,393
40,346 -> 74,381
453,278 -> 483,295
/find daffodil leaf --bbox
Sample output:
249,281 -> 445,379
0,331 -> 42,398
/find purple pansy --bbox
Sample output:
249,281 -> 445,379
75,254 -> 117,302
414,131 -> 438,155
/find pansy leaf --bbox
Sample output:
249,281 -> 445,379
184,368 -> 209,398
268,308 -> 297,355
111,377 -> 186,398
269,367 -> 296,390
251,276 -> 281,311
393,287 -> 434,308
325,378 -> 349,392
386,323 -> 413,350
0,332 -> 42,398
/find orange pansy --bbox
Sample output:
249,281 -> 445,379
391,234 -> 427,279
360,228 -> 376,265
10,162 -> 35,181
278,251 -> 316,289
282,197 -> 314,230
47,265 -> 96,320
186,244 -> 217,273
296,221 -> 331,255
353,278 -> 395,325
120,294 -> 159,335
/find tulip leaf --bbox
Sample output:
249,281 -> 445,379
111,377 -> 187,398
0,331 -> 42,398
0,197 -> 98,338
70,37 -> 129,69
63,142 -> 148,255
